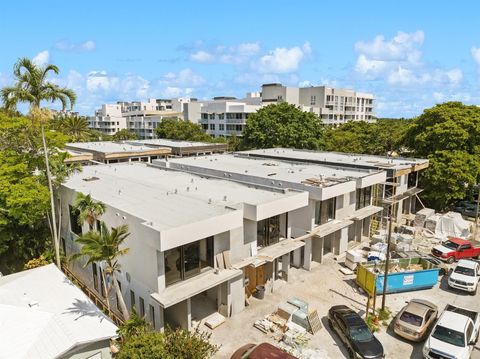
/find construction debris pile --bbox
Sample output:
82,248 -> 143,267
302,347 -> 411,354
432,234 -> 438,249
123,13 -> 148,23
253,298 -> 321,358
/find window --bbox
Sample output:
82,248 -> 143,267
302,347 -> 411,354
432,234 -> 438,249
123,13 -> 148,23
235,113 -> 242,119
92,263 -> 99,291
407,172 -> 418,189
130,290 -> 136,311
226,113 -> 235,119
69,205 -> 82,235
218,113 -> 224,119
209,113 -> 215,119
139,297 -> 145,317
150,304 -> 156,329
257,216 -> 280,248
356,186 -> 372,210
315,198 -> 336,225
209,124 -> 215,130
164,237 -> 214,287
310,95 -> 316,105
116,281 -> 122,311
202,124 -> 208,130
201,113 -> 208,119
219,124 -> 225,131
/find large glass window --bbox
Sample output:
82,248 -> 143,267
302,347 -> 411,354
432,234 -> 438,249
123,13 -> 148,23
164,237 -> 214,287
407,172 -> 418,189
69,205 -> 82,235
257,216 -> 280,248
315,198 -> 336,225
356,186 -> 372,210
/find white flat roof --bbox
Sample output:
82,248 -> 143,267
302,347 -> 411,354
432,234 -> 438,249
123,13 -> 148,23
62,163 -> 304,232
134,138 -> 226,148
241,148 -> 428,171
155,153 -> 381,186
66,141 -> 169,154
0,264 -> 117,359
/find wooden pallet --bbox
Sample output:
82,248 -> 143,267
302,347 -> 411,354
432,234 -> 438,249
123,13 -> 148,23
307,309 -> 322,334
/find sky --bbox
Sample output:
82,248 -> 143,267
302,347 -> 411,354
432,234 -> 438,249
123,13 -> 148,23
1,0 -> 480,117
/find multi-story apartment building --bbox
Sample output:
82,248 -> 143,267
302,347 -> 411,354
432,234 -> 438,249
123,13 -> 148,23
241,148 -> 429,224
88,98 -> 201,139
59,150 -> 388,332
261,83 -> 375,124
199,93 -> 261,138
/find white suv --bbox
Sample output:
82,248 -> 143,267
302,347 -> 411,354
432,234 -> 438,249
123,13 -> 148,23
448,259 -> 480,295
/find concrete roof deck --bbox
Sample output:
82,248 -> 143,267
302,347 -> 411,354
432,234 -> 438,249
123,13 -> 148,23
66,141 -> 170,154
133,138 -> 227,149
155,153 -> 381,185
241,148 -> 429,174
62,163 -> 305,232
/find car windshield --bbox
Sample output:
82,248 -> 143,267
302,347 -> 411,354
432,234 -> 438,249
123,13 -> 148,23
443,241 -> 460,250
432,325 -> 465,347
454,266 -> 475,276
350,325 -> 373,342
399,311 -> 423,327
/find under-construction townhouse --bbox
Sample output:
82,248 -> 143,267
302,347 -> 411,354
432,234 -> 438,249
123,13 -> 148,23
58,149 -> 427,331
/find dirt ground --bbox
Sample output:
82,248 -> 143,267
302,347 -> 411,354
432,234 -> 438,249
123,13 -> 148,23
204,256 -> 480,359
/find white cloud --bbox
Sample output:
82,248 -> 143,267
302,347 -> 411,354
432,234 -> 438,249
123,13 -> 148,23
471,47 -> 480,67
160,68 -> 205,87
298,80 -> 312,87
257,42 -> 311,73
55,40 -> 96,52
86,71 -> 119,91
355,31 -> 424,62
32,50 -> 50,66
190,50 -> 214,63
355,54 -> 388,75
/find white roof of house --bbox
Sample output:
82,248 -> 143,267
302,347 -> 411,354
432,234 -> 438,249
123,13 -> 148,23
62,163 -> 303,231
66,141 -> 168,154
0,264 -> 118,359
155,153 -> 380,186
241,148 -> 428,171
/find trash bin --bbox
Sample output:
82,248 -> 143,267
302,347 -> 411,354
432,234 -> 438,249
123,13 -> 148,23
254,285 -> 265,299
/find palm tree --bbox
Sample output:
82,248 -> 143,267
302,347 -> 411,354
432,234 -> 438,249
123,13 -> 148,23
1,57 -> 76,268
73,222 -> 131,320
58,115 -> 91,142
73,192 -> 106,230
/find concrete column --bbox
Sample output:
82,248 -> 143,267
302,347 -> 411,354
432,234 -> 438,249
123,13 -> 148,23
229,275 -> 245,315
186,298 -> 192,331
292,248 -> 302,268
281,253 -> 290,282
336,227 -> 349,255
303,238 -> 312,271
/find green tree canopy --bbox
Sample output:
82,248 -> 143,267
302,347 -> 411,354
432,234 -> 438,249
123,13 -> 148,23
112,129 -> 138,141
243,103 -> 324,149
155,118 -> 213,142
117,327 -> 219,359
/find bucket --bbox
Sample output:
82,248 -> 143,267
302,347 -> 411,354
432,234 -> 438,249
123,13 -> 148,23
254,285 -> 265,299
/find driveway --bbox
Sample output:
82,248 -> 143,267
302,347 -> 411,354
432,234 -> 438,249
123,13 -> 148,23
206,256 -> 480,358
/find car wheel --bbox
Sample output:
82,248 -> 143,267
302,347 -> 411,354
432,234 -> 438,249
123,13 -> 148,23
447,256 -> 455,264
471,286 -> 478,296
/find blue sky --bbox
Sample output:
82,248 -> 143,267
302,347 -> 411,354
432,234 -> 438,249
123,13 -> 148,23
1,0 -> 479,117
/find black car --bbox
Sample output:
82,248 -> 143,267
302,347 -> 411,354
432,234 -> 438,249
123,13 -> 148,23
328,305 -> 384,359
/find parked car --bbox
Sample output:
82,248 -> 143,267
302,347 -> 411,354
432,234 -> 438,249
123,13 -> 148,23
230,343 -> 297,359
454,201 -> 478,218
431,238 -> 480,263
448,259 -> 480,295
328,305 -> 384,359
394,299 -> 438,341
423,304 -> 480,359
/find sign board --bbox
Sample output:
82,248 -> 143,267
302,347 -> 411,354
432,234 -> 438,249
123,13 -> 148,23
403,274 -> 414,285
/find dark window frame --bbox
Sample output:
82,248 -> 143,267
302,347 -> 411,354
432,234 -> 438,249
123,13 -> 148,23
315,198 -> 336,225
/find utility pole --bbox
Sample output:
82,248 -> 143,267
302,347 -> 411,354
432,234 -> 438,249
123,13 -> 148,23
381,178 -> 397,311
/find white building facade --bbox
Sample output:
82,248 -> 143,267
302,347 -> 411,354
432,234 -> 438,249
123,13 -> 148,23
261,83 -> 375,124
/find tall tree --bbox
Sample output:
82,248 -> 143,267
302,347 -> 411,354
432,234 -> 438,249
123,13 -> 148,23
403,102 -> 480,209
73,223 -> 131,320
155,118 -> 213,142
112,129 -> 138,141
1,57 -> 76,268
243,103 -> 324,149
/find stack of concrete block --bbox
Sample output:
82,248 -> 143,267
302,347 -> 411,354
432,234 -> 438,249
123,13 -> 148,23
345,250 -> 364,270
414,208 -> 435,228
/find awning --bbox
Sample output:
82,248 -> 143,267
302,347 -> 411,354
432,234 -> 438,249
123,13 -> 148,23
311,219 -> 353,238
347,205 -> 384,221
256,240 -> 305,262
151,268 -> 242,308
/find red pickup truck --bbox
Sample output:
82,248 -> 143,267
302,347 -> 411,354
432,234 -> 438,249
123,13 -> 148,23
431,238 -> 480,263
